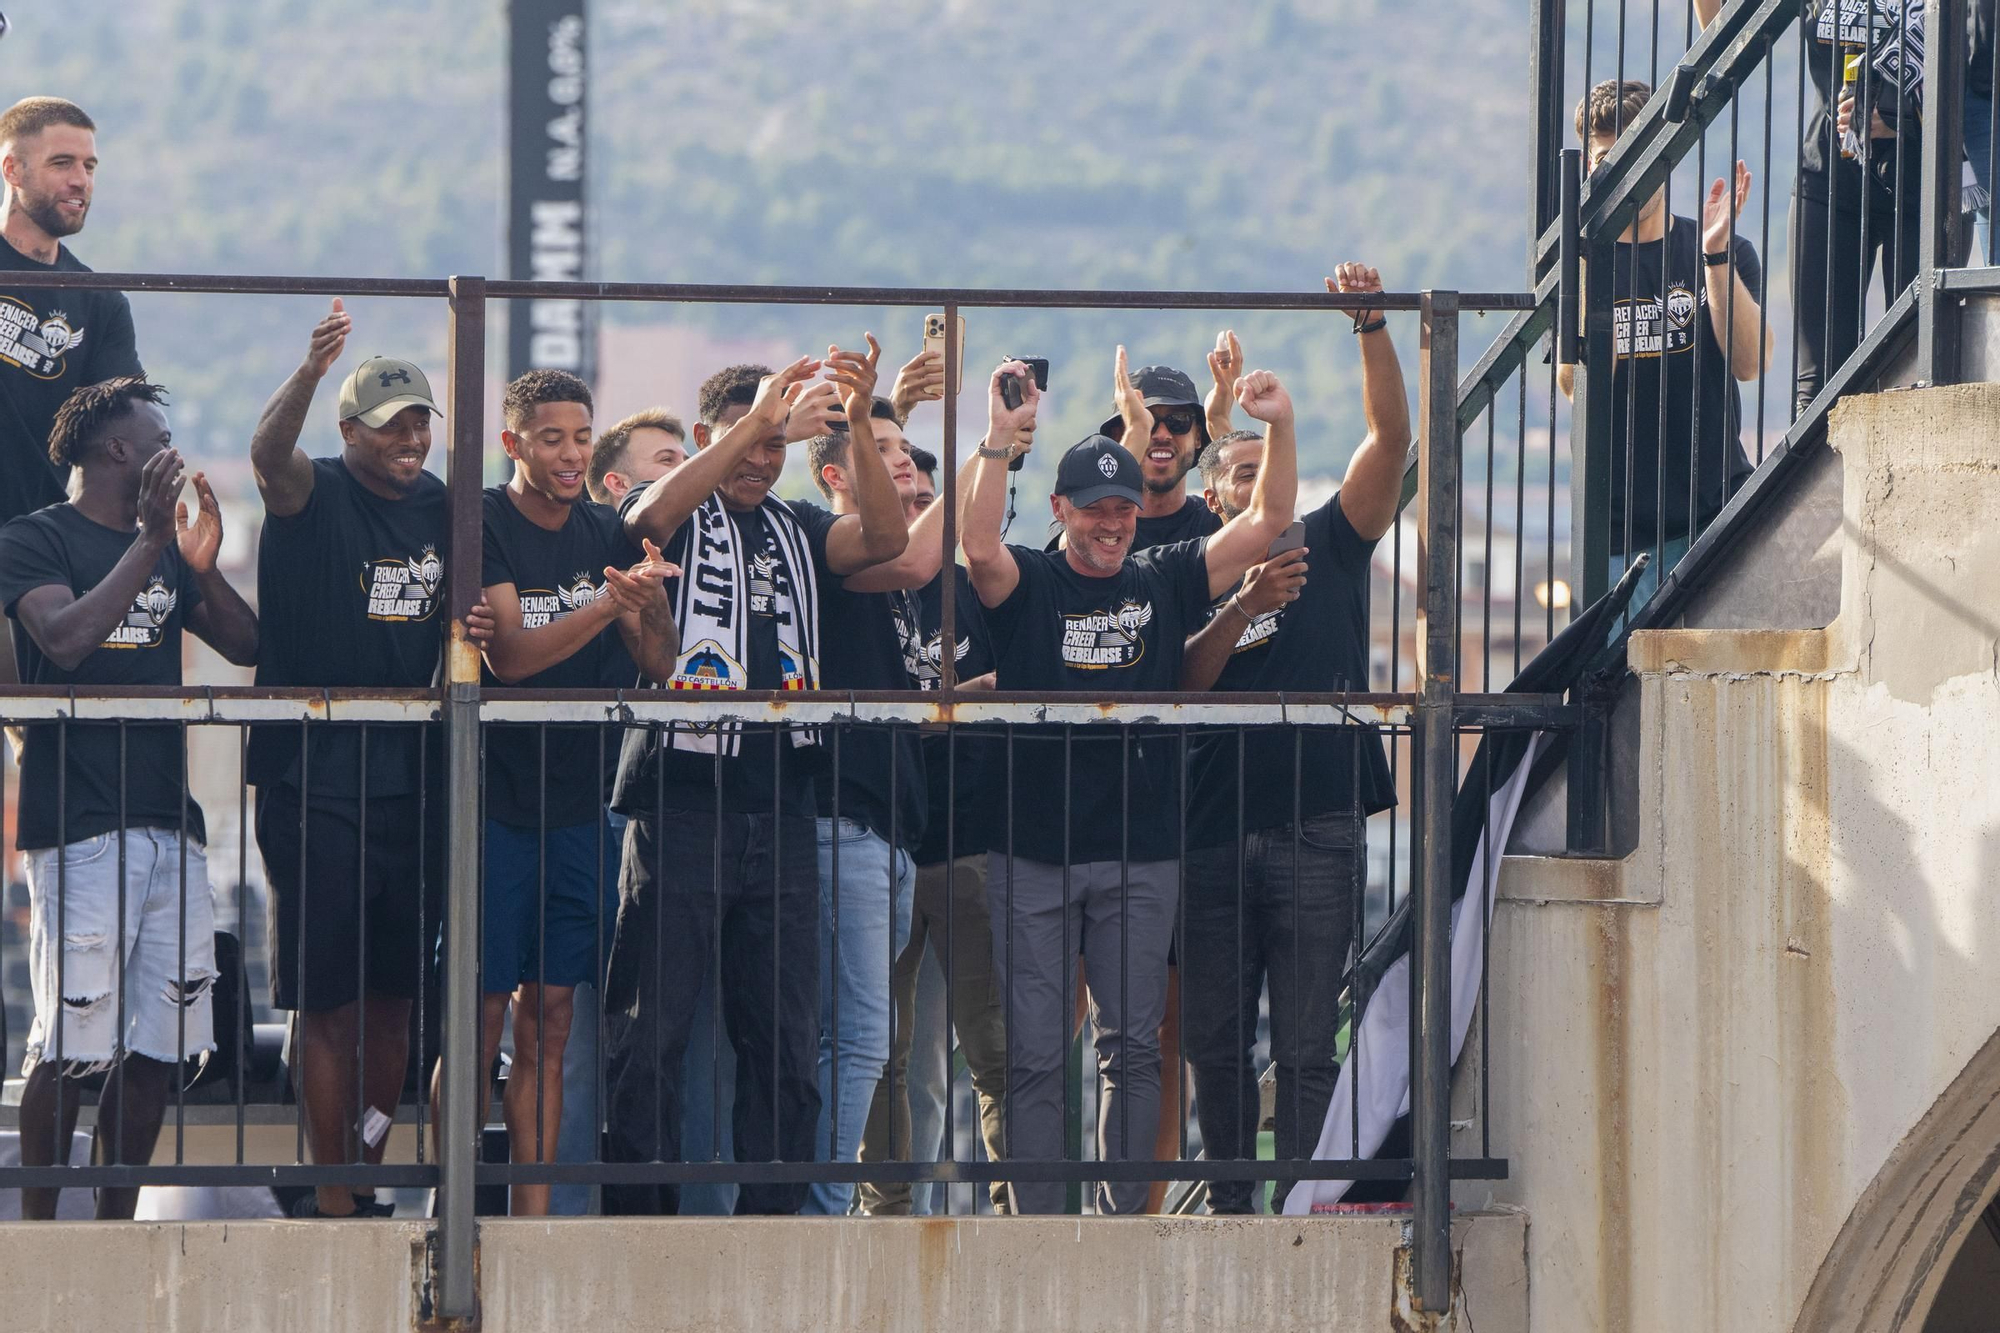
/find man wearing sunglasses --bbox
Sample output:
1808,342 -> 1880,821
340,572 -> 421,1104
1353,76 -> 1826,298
1097,359 -> 1223,551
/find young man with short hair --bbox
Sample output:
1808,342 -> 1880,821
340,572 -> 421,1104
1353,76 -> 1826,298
961,352 -> 1296,1215
0,98 -> 142,527
246,299 -> 459,1219
1098,358 -> 1223,549
432,369 -> 679,1216
1560,78 -> 1772,604
586,407 -> 687,505
1176,264 -> 1408,1214
0,376 -> 258,1220
605,344 -> 908,1215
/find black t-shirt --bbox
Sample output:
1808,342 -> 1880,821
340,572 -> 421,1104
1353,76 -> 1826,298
1043,493 -> 1221,557
0,503 -> 206,849
247,456 -> 447,798
913,565 -> 998,866
1185,493 -> 1395,849
985,540 -> 1211,864
787,500 -> 927,848
610,487 -> 816,818
1798,0 -> 1925,208
481,485 -> 641,829
0,238 -> 143,526
1606,218 -> 1760,554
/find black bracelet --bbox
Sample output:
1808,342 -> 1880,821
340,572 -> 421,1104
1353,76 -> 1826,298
1702,249 -> 1732,267
1353,315 -> 1388,335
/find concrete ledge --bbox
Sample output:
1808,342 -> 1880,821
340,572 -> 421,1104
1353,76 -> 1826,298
1627,627 -> 1835,677
0,1212 -> 1529,1332
1498,854 -> 1647,906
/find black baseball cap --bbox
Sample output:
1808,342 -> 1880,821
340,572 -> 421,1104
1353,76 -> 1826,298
1098,364 -> 1210,445
1054,435 -> 1144,508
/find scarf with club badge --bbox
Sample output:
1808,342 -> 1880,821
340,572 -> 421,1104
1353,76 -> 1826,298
664,494 -> 821,755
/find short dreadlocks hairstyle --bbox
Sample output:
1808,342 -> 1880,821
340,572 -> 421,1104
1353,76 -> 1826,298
48,377 -> 168,468
502,368 -> 593,433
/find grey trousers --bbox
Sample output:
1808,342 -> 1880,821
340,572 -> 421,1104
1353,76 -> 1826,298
856,854 -> 1009,1215
987,853 -> 1179,1215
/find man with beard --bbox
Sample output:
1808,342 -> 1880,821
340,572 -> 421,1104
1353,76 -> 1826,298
962,356 -> 1296,1215
1175,263 -> 1409,1214
0,99 -> 141,528
586,407 -> 688,505
246,300 -> 460,1218
1098,358 -> 1222,549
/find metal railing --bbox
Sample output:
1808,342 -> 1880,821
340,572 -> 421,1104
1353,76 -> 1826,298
0,265 -> 1571,1322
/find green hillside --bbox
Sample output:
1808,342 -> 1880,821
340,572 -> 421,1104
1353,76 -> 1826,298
6,0 -> 1534,496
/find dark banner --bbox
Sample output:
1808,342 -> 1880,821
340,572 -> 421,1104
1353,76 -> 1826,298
507,0 -> 593,386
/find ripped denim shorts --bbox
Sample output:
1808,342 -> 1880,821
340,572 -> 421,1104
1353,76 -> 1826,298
21,828 -> 216,1076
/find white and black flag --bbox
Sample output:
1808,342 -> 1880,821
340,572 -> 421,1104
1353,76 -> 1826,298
507,0 -> 594,386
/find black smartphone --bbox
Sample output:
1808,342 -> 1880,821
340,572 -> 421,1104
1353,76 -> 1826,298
999,356 -> 1049,411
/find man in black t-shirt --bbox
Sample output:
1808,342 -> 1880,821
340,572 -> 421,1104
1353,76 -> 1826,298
0,377 -> 257,1220
1176,266 -> 1408,1214
245,301 -> 464,1219
1082,355 -> 1223,551
963,358 -> 1297,1214
428,369 -> 677,1217
0,99 -> 143,527
0,99 -> 144,687
603,345 -> 909,1215
1562,80 -> 1774,607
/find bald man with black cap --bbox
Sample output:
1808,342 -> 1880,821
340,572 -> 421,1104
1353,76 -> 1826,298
960,353 -> 1296,1215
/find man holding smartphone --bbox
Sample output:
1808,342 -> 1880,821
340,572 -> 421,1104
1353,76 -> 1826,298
1175,262 -> 1409,1214
960,355 -> 1296,1215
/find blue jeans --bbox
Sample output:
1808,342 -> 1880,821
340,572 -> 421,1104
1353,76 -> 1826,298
803,816 -> 914,1215
1608,533 -> 1691,639
676,981 -> 740,1216
1968,88 -> 1995,261
904,944 -> 949,1216
549,811 -> 621,1215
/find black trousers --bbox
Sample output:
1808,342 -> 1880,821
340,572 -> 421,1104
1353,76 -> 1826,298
1791,176 -> 1922,414
600,807 -> 820,1216
1181,811 -> 1361,1215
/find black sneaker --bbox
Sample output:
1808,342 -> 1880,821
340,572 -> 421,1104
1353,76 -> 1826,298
351,1193 -> 395,1218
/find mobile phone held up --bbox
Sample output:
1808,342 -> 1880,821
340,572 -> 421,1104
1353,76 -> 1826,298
923,313 -> 966,396
1266,519 -> 1306,559
999,357 -> 1050,471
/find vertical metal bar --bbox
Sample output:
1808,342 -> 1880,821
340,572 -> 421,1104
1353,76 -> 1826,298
176,719 -> 189,1163
1559,148 -> 1583,364
437,273 -> 488,1321
1919,0 -> 1968,383
1568,231 -> 1615,852
940,301 -> 961,694
237,725 -> 249,1163
1412,289 -> 1461,1314
114,724 -> 128,1168
1529,0 -> 1572,279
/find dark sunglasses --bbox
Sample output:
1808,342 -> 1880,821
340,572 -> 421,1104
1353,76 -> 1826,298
1154,409 -> 1198,436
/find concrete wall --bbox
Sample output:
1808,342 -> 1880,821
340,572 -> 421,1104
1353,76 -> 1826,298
0,1213 -> 1528,1332
1469,384 -> 2000,1332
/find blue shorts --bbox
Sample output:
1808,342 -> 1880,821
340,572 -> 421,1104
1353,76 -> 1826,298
482,816 -> 618,993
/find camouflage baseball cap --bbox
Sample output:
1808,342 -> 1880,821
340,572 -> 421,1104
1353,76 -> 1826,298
336,356 -> 442,428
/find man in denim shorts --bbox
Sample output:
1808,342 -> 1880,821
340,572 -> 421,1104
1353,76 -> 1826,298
0,377 -> 258,1218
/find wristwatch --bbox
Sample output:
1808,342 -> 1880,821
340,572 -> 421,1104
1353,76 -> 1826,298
975,440 -> 1013,461
1702,250 -> 1732,267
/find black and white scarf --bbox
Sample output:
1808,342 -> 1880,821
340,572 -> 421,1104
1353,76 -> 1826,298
663,494 -> 820,756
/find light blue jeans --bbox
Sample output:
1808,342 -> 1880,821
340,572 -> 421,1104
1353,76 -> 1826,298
803,815 -> 914,1215
903,944 -> 949,1216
